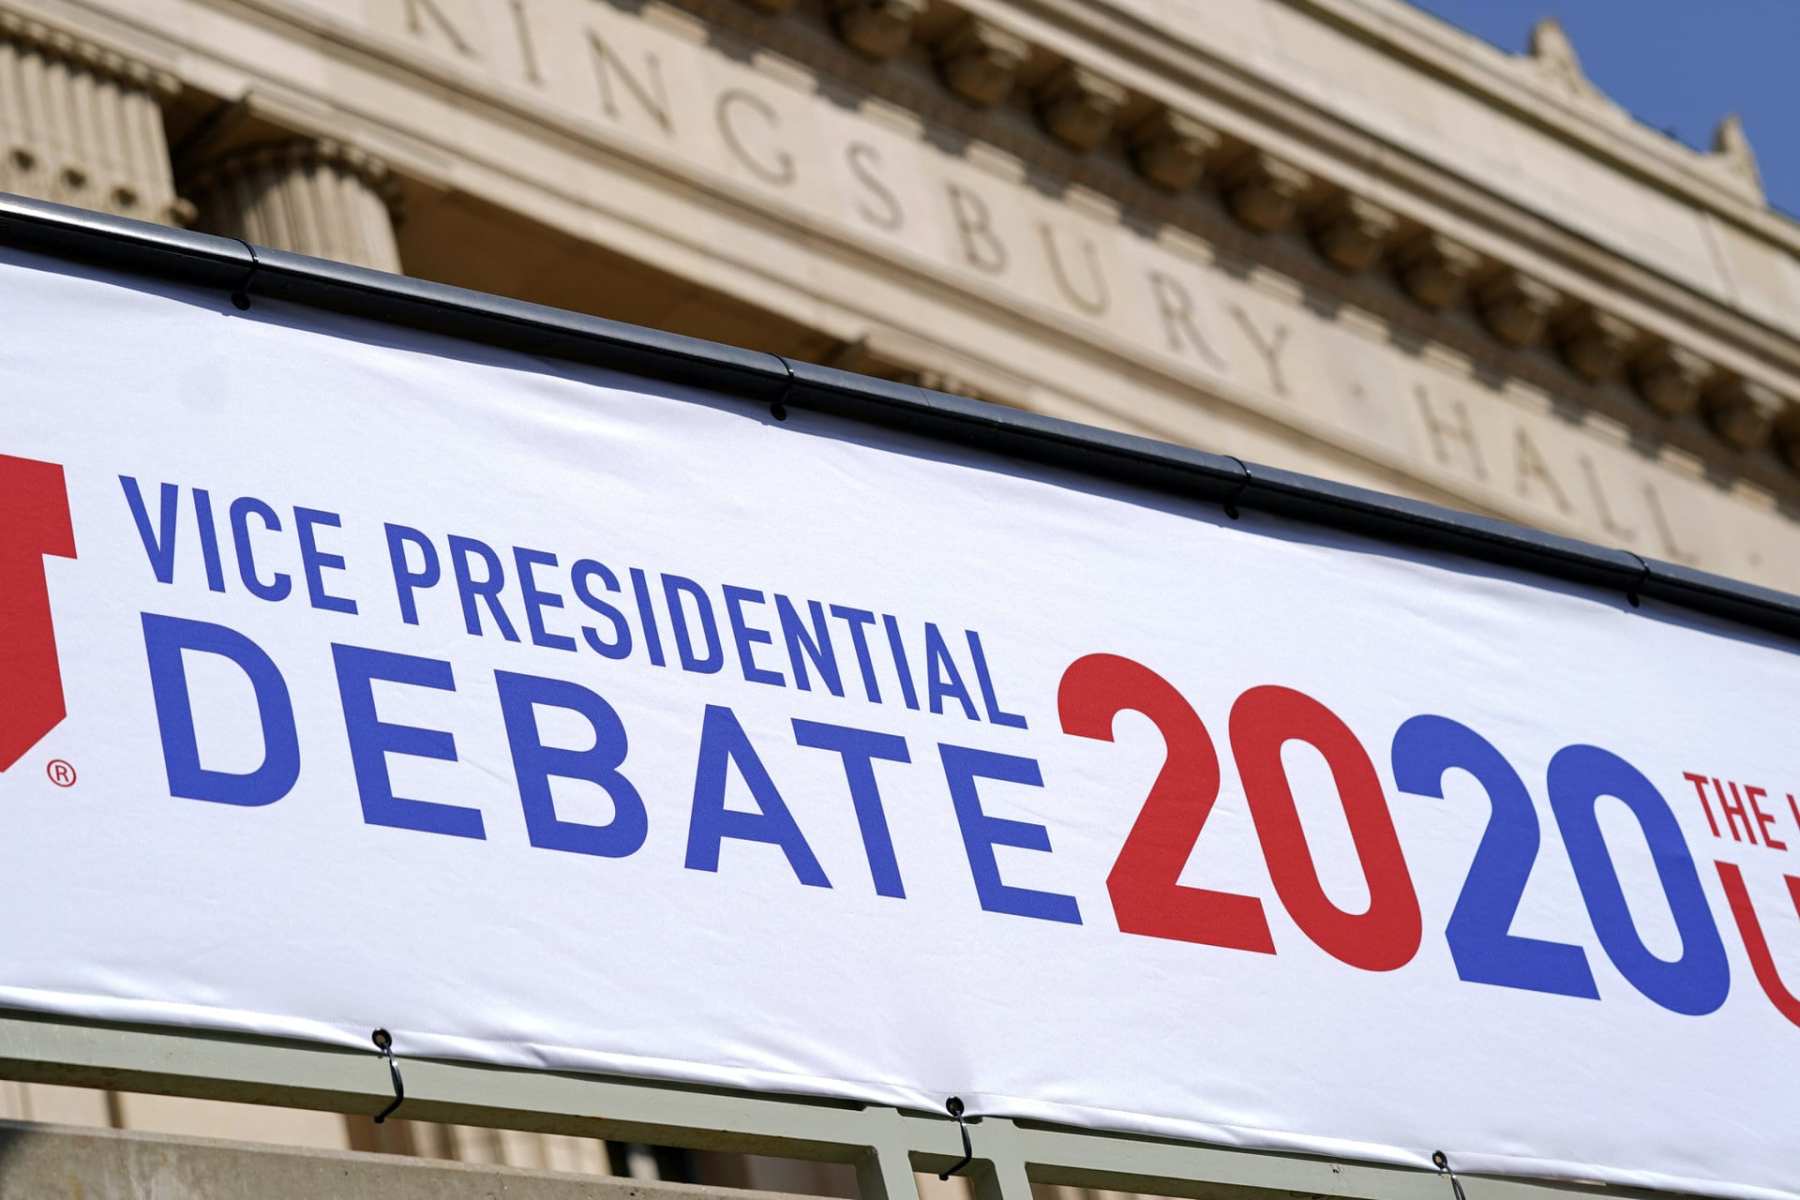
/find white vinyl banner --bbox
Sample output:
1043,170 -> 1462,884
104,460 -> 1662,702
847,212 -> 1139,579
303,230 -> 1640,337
1,247 -> 1797,1200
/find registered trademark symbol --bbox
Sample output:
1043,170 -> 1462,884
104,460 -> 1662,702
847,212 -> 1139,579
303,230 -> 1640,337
45,759 -> 76,788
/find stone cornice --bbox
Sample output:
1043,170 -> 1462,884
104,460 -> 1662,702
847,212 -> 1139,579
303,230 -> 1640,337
1064,0 -> 1793,255
675,0 -> 1800,484
1285,0 -> 1794,245
970,0 -> 1800,340
21,0 -> 1799,493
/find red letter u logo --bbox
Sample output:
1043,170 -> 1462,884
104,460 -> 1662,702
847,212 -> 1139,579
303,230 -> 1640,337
0,454 -> 77,771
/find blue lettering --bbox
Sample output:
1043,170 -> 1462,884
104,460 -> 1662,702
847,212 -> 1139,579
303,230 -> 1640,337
629,567 -> 666,667
515,546 -> 577,652
333,644 -> 484,839
229,497 -> 291,602
923,622 -> 977,720
941,743 -> 1079,924
664,574 -> 722,674
192,488 -> 226,593
572,559 -> 633,660
778,596 -> 842,697
121,476 -> 179,583
448,534 -> 518,641
686,705 -> 829,887
294,507 -> 358,615
967,630 -> 1026,729
142,613 -> 299,807
1548,744 -> 1729,1016
385,524 -> 439,625
496,670 -> 647,857
793,719 -> 909,898
829,604 -> 881,702
882,614 -> 919,710
724,585 -> 783,686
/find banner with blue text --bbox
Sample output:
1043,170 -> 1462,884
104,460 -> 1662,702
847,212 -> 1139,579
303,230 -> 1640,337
1,247 -> 1796,1200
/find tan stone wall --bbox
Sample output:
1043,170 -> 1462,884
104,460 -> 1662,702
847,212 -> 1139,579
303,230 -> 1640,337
1101,0 -> 1800,333
3,2 -> 1796,576
81,0 -> 1795,583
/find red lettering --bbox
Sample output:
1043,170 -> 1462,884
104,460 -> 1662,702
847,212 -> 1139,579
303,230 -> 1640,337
1684,771 -> 1721,838
1716,862 -> 1800,1028
1748,786 -> 1787,852
1717,778 -> 1754,843
1228,686 -> 1421,972
1059,654 -> 1274,952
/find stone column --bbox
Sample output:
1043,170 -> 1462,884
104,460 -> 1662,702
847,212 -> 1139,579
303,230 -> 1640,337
186,139 -> 403,272
0,13 -> 186,224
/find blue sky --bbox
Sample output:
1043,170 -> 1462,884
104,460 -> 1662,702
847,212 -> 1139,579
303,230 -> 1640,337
1405,1 -> 1799,218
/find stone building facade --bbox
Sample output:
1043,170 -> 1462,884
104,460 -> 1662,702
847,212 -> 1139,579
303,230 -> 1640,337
2,0 -> 1799,1191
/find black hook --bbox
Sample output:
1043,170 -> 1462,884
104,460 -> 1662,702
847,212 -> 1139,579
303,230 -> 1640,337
230,240 -> 260,311
769,354 -> 796,423
372,1028 -> 404,1124
937,1096 -> 973,1180
1623,551 -> 1651,610
1221,456 -> 1251,520
1432,1150 -> 1468,1200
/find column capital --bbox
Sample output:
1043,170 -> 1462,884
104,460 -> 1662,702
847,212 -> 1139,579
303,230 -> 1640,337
186,138 -> 403,272
190,138 -> 403,218
0,15 -> 185,224
0,12 -> 179,96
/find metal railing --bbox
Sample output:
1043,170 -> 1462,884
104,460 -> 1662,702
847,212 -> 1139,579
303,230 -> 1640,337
0,1009 -> 1649,1200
